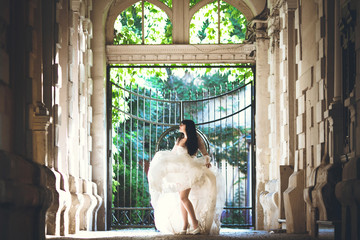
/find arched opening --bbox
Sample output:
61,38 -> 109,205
105,0 -> 257,230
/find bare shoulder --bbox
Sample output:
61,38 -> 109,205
177,137 -> 187,147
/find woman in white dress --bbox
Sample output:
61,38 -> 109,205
147,120 -> 225,235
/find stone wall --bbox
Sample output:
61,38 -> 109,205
0,0 -> 103,239
259,0 -> 360,238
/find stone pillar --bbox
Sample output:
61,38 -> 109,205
335,0 -> 360,239
253,20 -> 270,230
91,0 -> 112,230
283,0 -> 306,232
303,1 -> 343,238
336,94 -> 359,239
285,2 -> 297,168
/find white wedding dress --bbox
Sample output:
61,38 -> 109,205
147,145 -> 225,235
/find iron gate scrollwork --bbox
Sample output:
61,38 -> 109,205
107,65 -> 255,229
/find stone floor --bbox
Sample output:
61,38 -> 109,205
46,228 -> 334,240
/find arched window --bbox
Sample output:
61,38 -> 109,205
114,1 -> 172,44
190,0 -> 247,44
112,0 -> 247,45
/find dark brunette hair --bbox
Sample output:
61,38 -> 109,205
179,119 -> 198,156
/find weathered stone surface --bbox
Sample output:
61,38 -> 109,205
68,175 -> 83,234
284,170 -> 306,233
335,157 -> 360,240
0,151 -> 51,240
260,179 -> 280,230
279,166 -> 294,219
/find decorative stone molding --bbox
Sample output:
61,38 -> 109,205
106,44 -> 256,64
326,101 -> 344,163
84,180 -> 98,230
68,175 -> 84,234
279,165 -> 293,220
284,170 -> 306,233
45,169 -> 71,236
246,6 -> 269,42
79,179 -> 98,230
304,154 -> 342,238
82,18 -> 93,38
259,179 -> 280,230
92,182 -> 102,231
29,103 -> 51,165
71,0 -> 82,12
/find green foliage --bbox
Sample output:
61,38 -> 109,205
114,2 -> 142,44
112,150 -> 150,208
220,1 -> 247,43
144,2 -> 173,44
189,0 -> 203,8
205,125 -> 250,173
197,19 -> 210,41
114,1 -> 172,45
158,0 -> 172,8
190,0 -> 247,44
114,0 -> 247,45
190,1 -> 218,44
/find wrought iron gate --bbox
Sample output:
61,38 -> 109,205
107,65 -> 255,229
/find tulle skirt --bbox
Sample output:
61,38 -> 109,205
147,147 -> 225,235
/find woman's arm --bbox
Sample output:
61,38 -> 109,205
197,135 -> 211,167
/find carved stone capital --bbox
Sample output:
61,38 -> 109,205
71,0 -> 81,12
29,103 -> 51,131
106,44 -> 256,64
82,18 -> 92,38
344,92 -> 356,118
326,101 -> 344,161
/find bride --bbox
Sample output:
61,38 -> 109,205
147,120 -> 225,235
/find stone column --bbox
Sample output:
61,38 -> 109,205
304,1 -> 342,238
284,0 -> 306,233
91,0 -> 112,230
334,1 -> 360,239
253,20 -> 270,230
285,2 -> 297,168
